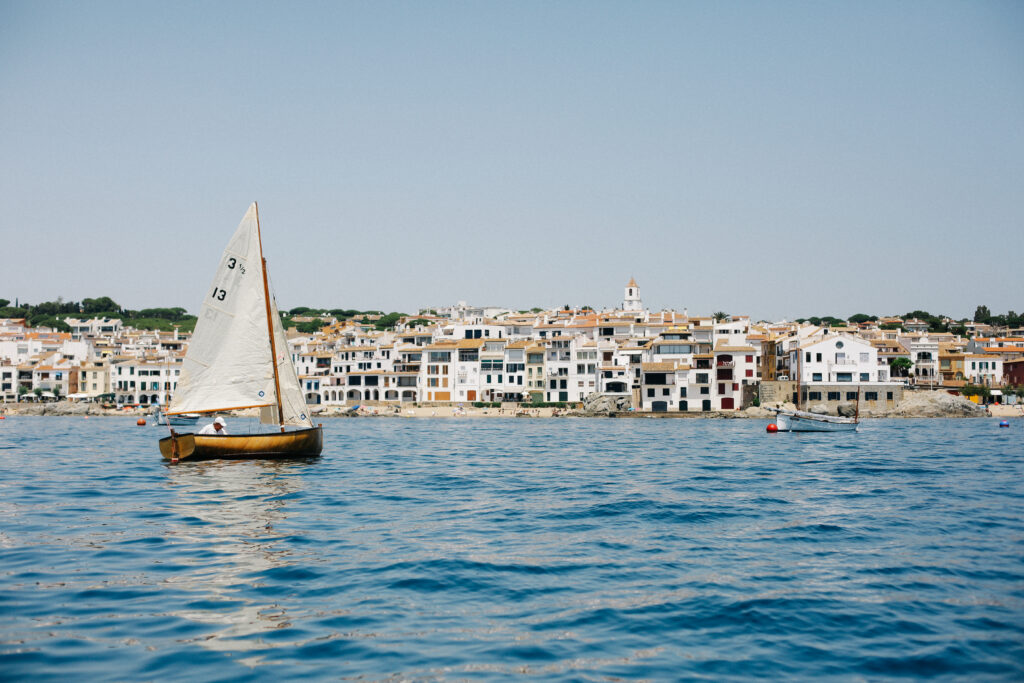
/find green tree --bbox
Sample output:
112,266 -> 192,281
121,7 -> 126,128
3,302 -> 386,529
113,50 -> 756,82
848,313 -> 876,324
713,311 -> 728,322
295,321 -> 323,334
27,314 -> 71,332
960,384 -> 990,399
0,299 -> 9,308
974,305 -> 991,323
32,387 -> 43,399
374,312 -> 406,330
82,297 -> 119,314
890,356 -> 913,377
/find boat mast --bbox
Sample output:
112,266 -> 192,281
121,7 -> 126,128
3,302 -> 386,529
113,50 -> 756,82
255,203 -> 286,432
796,344 -> 802,409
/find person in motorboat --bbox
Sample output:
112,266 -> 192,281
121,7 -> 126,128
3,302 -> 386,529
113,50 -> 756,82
198,416 -> 228,435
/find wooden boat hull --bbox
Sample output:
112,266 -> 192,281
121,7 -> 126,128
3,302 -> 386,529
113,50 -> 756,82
775,411 -> 858,432
159,425 -> 323,461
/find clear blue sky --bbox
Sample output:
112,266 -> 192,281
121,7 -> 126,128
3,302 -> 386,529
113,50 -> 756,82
2,1 -> 1021,320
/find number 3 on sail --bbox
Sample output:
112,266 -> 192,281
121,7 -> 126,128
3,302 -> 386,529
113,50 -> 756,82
158,203 -> 323,462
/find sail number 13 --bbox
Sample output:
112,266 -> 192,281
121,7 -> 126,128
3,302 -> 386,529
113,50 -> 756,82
211,257 -> 244,301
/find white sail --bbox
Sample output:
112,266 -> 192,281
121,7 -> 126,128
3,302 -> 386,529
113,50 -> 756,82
259,295 -> 314,428
167,204 -> 276,414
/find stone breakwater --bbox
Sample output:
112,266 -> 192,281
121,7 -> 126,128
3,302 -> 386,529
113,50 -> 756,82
0,391 -> 992,419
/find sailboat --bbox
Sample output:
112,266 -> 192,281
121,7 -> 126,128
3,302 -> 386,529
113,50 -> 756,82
158,203 -> 323,462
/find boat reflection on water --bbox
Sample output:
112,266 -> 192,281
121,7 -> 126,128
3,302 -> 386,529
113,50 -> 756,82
160,458 -> 319,661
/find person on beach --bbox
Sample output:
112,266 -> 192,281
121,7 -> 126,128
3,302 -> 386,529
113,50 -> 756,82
198,416 -> 228,435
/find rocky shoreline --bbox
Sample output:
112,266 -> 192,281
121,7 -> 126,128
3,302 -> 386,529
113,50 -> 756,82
0,391 -> 996,419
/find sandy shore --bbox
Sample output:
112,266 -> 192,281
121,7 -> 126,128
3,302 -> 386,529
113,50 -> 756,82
988,404 -> 1024,418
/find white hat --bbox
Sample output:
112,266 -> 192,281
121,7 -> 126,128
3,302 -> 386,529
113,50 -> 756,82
213,417 -> 226,426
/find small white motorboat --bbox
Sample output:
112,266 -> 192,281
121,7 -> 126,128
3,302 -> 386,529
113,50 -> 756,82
153,405 -> 200,427
770,408 -> 859,432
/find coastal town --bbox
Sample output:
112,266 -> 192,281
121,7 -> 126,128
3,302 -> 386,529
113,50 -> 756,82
2,279 -> 1022,417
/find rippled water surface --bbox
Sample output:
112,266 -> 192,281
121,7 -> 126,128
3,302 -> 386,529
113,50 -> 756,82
1,416 -> 1022,680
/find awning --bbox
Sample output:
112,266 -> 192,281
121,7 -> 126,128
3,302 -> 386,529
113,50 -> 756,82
991,390 -> 1003,395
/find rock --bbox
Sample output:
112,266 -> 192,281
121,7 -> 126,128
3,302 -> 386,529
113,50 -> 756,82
580,393 -> 632,415
882,390 -> 986,418
837,402 -> 857,417
744,406 -> 772,418
808,404 -> 829,415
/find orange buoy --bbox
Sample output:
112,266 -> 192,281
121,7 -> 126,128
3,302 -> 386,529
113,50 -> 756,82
766,423 -> 778,433
137,418 -> 146,426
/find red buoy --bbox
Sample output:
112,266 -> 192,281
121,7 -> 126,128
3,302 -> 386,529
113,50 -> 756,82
766,423 -> 778,433
137,418 -> 146,426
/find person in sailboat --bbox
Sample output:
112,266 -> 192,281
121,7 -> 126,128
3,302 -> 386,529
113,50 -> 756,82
198,417 -> 228,435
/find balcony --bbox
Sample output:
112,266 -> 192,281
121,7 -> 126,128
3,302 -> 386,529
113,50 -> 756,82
716,361 -> 734,368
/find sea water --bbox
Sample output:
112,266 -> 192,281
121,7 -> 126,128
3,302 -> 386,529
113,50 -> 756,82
0,416 -> 1022,680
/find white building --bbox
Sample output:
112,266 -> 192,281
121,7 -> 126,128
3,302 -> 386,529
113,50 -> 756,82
622,278 -> 643,312
790,334 -> 889,384
905,335 -> 939,386
963,354 -> 1003,387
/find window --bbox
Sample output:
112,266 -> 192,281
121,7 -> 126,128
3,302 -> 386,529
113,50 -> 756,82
647,388 -> 655,397
805,352 -> 811,362
846,392 -> 857,400
828,392 -> 840,401
816,353 -> 822,362
887,391 -> 893,400
809,391 -> 821,400
837,373 -> 853,382
663,388 -> 670,396
746,369 -> 753,377
746,355 -> 753,362
656,344 -> 693,355
679,387 -> 687,398
860,373 -> 869,382
700,386 -> 709,395
812,373 -> 822,381
865,392 -> 878,401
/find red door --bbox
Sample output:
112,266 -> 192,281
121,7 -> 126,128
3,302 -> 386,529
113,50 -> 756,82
721,397 -> 734,410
